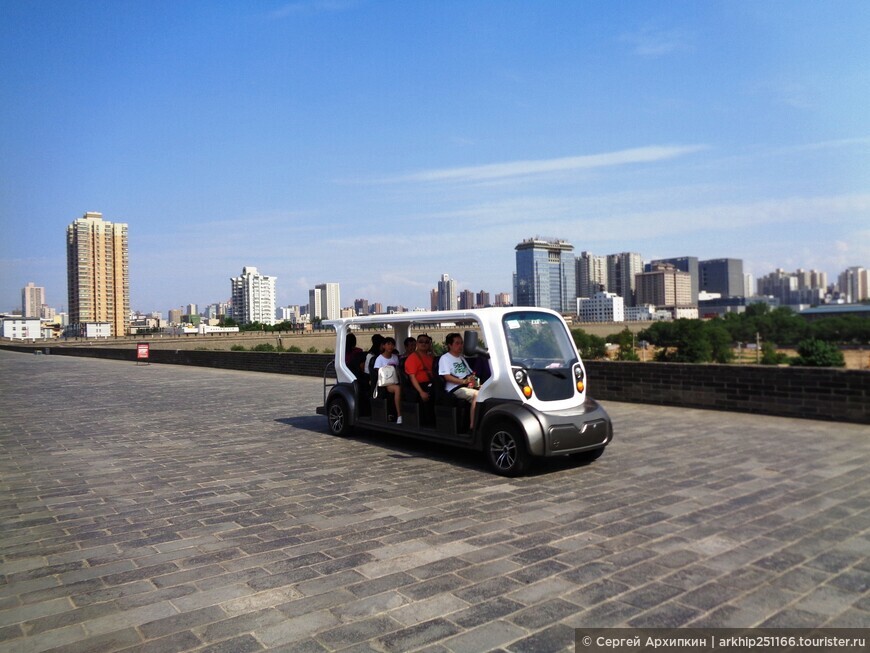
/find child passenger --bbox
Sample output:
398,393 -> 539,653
373,337 -> 403,424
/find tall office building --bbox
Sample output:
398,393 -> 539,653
308,288 -> 322,320
22,282 -> 46,318
66,212 -> 130,337
354,298 -> 370,316
476,290 -> 490,308
699,258 -> 744,297
515,238 -> 576,313
636,263 -> 694,312
459,289 -> 475,310
437,274 -> 458,311
576,252 -> 608,298
649,256 -> 699,304
231,266 -> 277,325
606,252 -> 643,307
314,283 -> 341,321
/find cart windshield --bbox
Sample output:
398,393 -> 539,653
502,311 -> 579,369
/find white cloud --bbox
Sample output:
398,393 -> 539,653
383,145 -> 708,184
620,26 -> 693,57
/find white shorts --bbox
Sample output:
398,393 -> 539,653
452,387 -> 478,403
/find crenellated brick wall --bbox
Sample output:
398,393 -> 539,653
3,344 -> 868,424
584,361 -> 869,424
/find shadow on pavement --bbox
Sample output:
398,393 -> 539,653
275,416 -> 601,477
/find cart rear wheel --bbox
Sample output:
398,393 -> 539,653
327,397 -> 352,436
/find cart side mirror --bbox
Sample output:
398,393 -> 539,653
464,330 -> 489,358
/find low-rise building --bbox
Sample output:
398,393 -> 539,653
2,318 -> 41,340
83,323 -> 111,338
577,291 -> 625,323
625,305 -> 672,322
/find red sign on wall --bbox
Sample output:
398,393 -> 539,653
137,343 -> 150,360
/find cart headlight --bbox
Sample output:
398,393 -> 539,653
574,365 -> 585,393
513,367 -> 533,399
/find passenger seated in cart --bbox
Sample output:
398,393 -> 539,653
345,333 -> 365,377
438,332 -> 479,430
374,337 -> 403,424
399,336 -> 416,366
404,333 -> 434,402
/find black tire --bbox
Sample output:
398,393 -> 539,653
485,423 -> 530,476
327,397 -> 352,436
573,447 -> 604,463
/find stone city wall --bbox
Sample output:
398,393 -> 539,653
3,343 -> 868,424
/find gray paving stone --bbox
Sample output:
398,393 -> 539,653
2,351 -> 869,653
375,617 -> 461,653
505,623 -> 576,653
448,596 -> 524,628
441,620 -> 527,653
508,597 -> 580,629
317,614 -> 404,650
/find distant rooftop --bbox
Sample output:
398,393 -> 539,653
800,304 -> 870,317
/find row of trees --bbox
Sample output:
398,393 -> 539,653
218,318 -> 327,332
572,304 -> 866,367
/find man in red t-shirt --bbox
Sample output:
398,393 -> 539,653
404,334 -> 434,402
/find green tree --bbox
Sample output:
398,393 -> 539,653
572,329 -> 607,360
640,320 -> 712,363
763,307 -> 809,346
707,321 -> 735,363
760,341 -> 788,365
810,315 -> 870,344
790,339 -> 846,367
607,327 -> 640,361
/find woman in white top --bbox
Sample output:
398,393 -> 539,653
374,337 -> 403,424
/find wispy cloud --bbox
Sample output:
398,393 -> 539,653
776,137 -> 870,153
620,26 -> 693,57
746,79 -> 818,110
269,0 -> 359,20
383,145 -> 707,184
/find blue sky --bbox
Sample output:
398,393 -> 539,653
1,0 -> 868,314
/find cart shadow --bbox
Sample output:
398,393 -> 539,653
276,416 -> 599,477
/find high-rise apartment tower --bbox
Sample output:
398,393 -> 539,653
22,282 -> 46,318
437,274 -> 458,311
66,212 -> 130,337
606,252 -> 643,307
314,283 -> 341,321
576,252 -> 608,299
231,266 -> 277,326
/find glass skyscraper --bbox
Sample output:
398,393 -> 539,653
514,238 -> 576,313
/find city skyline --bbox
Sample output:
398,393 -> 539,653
2,2 -> 869,312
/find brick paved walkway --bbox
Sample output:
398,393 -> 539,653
1,350 -> 868,652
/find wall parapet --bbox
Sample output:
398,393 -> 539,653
2,344 -> 867,424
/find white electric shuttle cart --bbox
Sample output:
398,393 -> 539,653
316,307 -> 612,476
